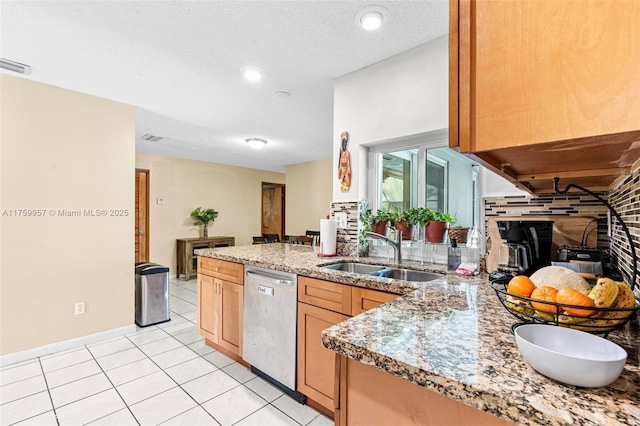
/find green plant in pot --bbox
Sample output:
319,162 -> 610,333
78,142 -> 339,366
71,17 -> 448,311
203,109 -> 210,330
425,210 -> 456,243
392,210 -> 412,240
404,207 -> 430,241
190,207 -> 219,238
370,210 -> 392,235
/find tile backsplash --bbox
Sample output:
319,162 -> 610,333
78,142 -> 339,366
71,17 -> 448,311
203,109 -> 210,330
484,194 -> 610,248
485,167 -> 640,292
608,166 -> 640,291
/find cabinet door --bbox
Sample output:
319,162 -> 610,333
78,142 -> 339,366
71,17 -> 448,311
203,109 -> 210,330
351,287 -> 399,316
452,0 -> 639,152
217,280 -> 243,356
297,302 -> 350,411
197,274 -> 217,342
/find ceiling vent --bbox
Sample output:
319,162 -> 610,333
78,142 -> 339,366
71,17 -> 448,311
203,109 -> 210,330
140,133 -> 163,142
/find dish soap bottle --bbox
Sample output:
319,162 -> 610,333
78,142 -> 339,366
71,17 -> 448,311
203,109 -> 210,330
448,239 -> 461,271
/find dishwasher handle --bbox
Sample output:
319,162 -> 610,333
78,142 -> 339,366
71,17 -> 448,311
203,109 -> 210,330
245,270 -> 295,286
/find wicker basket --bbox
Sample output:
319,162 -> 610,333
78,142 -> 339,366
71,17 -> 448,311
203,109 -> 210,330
491,278 -> 640,335
448,227 -> 468,244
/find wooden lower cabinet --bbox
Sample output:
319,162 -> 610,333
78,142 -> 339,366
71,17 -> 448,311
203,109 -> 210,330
335,356 -> 513,426
296,277 -> 399,415
297,302 -> 349,411
197,257 -> 243,357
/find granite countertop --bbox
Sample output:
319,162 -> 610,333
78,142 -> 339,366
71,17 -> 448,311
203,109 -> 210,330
196,244 -> 640,426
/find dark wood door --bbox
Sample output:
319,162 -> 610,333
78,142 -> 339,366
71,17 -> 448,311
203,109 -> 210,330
135,169 -> 149,262
261,182 -> 285,240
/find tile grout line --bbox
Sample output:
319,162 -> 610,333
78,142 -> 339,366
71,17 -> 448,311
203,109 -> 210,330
80,348 -> 141,426
38,356 -> 61,426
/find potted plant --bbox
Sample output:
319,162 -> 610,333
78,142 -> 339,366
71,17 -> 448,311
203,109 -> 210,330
392,210 -> 412,240
403,207 -> 429,241
425,210 -> 456,243
370,209 -> 392,235
190,207 -> 219,238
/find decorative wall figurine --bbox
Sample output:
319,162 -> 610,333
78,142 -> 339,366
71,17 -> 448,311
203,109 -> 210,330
338,131 -> 351,191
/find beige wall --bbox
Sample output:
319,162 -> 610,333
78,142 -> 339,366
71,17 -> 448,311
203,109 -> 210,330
135,153 -> 284,274
285,158 -> 333,235
0,75 -> 135,355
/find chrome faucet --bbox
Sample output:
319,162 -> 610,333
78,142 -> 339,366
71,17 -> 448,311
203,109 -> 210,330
365,230 -> 403,265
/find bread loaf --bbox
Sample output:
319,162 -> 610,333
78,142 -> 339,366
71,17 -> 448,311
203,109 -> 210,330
529,266 -> 591,294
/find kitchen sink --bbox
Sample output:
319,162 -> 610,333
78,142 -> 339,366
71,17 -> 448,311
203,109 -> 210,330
374,268 -> 442,282
320,262 -> 443,282
321,262 -> 385,274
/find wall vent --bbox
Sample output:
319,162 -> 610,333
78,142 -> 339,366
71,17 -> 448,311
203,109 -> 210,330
140,133 -> 163,142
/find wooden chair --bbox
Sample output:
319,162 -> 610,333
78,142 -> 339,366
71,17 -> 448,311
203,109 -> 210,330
305,230 -> 320,237
290,235 -> 314,245
262,233 -> 280,243
252,236 -> 265,244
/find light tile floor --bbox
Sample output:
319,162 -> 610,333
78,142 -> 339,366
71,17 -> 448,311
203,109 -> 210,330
0,278 -> 332,426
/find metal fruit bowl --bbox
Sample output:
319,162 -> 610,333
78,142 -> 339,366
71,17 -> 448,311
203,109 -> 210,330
491,278 -> 640,335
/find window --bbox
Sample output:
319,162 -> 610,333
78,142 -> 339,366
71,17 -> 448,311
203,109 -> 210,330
368,137 -> 479,228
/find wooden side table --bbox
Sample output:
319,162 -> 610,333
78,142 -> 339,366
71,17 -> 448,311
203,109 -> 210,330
176,236 -> 235,280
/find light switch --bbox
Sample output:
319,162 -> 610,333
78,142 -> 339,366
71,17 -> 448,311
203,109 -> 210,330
157,197 -> 165,205
335,212 -> 347,229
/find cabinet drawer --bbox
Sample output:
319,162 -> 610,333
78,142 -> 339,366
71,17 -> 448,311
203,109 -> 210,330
298,276 -> 351,315
198,257 -> 243,284
351,287 -> 398,316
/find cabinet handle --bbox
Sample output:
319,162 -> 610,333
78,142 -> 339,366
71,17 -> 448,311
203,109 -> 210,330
215,267 -> 220,272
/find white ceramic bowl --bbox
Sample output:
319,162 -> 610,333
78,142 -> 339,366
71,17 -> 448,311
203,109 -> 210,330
514,324 -> 627,387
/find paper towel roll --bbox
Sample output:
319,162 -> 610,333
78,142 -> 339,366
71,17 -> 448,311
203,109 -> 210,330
320,219 -> 337,256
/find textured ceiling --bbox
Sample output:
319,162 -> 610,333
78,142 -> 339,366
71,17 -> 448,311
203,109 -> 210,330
1,1 -> 449,172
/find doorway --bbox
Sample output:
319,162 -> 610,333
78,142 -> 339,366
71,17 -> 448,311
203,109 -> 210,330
261,182 -> 285,240
135,169 -> 150,262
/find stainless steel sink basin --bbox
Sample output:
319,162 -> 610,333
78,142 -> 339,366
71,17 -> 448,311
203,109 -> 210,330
374,268 -> 442,282
320,262 -> 442,282
320,262 -> 385,274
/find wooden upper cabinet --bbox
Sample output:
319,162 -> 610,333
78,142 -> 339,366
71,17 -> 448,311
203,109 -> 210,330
450,0 -> 640,193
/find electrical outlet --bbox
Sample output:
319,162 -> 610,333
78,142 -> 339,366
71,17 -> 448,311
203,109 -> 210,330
335,212 -> 347,229
75,302 -> 85,315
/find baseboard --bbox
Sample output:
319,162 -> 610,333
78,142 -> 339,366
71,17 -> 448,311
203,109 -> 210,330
0,324 -> 137,367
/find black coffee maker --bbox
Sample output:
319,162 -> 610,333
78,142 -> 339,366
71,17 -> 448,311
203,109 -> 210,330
496,220 -> 554,275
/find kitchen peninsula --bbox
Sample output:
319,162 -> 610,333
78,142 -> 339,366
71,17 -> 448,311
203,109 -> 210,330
196,244 -> 640,426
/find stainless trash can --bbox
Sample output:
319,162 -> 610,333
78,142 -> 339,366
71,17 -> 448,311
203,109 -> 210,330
135,262 -> 170,327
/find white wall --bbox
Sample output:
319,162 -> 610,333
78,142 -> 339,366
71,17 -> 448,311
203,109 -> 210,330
1,75 -> 135,355
333,36 -> 449,201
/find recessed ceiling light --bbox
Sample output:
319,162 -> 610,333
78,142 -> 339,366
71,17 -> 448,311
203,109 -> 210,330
355,6 -> 388,31
245,138 -> 268,149
241,66 -> 263,82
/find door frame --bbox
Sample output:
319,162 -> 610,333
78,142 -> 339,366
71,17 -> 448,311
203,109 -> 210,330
261,182 -> 286,239
135,168 -> 150,262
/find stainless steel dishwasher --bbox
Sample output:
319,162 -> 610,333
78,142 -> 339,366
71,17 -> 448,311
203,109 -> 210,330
243,265 -> 305,403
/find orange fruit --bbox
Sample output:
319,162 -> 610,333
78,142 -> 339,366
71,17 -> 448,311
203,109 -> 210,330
530,286 -> 559,314
556,288 -> 596,317
507,275 -> 536,299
